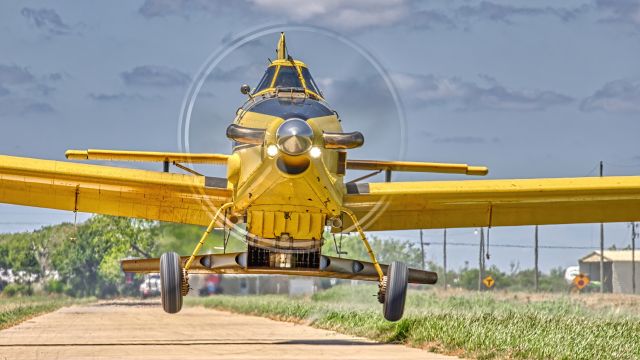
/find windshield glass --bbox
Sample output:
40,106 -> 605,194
273,65 -> 302,88
254,66 -> 276,94
300,67 -> 321,95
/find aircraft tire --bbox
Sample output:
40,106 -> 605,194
383,261 -> 408,322
160,252 -> 183,314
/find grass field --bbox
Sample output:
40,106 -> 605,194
188,285 -> 640,360
0,296 -> 85,330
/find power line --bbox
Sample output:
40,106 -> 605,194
424,241 -> 604,250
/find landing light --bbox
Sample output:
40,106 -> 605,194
266,144 -> 279,157
309,146 -> 322,158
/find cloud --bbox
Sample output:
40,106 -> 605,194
121,65 -> 191,87
406,9 -> 456,29
0,65 -> 36,85
433,136 -> 486,144
393,73 -> 573,111
0,98 -> 54,117
457,2 -> 588,23
138,0 -> 411,31
433,136 -> 501,144
0,86 -> 9,97
20,8 -> 73,36
580,78 -> 640,113
206,63 -> 264,83
249,0 -> 409,31
596,0 -> 640,28
137,0 -> 590,32
88,93 -> 151,102
29,84 -> 56,97
138,0 -> 226,18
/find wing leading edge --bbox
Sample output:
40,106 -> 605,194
0,155 -> 231,226
342,176 -> 640,231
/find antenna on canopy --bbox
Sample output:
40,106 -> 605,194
276,32 -> 287,60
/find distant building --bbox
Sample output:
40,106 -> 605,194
188,274 -> 327,296
579,250 -> 640,293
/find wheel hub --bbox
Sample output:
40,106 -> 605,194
377,276 -> 387,304
181,268 -> 190,296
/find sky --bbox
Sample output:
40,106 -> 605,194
0,0 -> 639,273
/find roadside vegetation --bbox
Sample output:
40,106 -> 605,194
0,216 -> 243,298
1,216 -> 568,298
0,296 -> 90,330
189,285 -> 640,360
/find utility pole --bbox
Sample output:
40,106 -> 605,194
419,229 -> 425,270
632,222 -> 637,294
534,225 -> 539,292
478,228 -> 484,291
443,229 -> 448,290
600,161 -> 605,294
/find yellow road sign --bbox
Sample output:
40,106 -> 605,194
483,275 -> 495,288
573,274 -> 590,290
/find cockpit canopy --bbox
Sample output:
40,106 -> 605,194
253,60 -> 323,99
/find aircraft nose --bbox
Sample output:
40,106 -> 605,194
276,118 -> 313,155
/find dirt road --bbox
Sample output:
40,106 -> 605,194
0,300 -> 457,360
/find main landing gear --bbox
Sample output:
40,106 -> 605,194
160,203 -> 233,315
379,261 -> 409,321
159,252 -> 184,314
342,209 -> 409,322
159,205 -> 410,322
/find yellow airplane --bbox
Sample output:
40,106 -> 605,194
1,33 -> 639,321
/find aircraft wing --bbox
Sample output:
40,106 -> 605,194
342,176 -> 640,231
0,155 -> 232,226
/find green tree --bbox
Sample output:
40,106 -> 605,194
322,233 -> 423,268
1,232 -> 40,285
156,222 -> 246,255
52,215 -> 158,297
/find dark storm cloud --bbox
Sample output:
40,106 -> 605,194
121,65 -> 191,87
0,86 -> 9,97
0,65 -> 36,85
393,73 -> 573,111
580,78 -> 640,113
596,0 -> 640,28
20,7 -> 72,36
456,1 -> 588,23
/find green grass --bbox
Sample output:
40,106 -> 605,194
187,285 -> 640,360
0,296 -> 86,330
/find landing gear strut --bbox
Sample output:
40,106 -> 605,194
160,203 -> 233,314
342,209 -> 409,322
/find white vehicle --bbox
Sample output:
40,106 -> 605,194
139,274 -> 161,299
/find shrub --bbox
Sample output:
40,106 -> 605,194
45,280 -> 64,294
2,283 -> 32,297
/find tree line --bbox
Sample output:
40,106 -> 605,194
0,215 -> 566,297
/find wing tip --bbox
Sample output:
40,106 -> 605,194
65,149 -> 88,160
